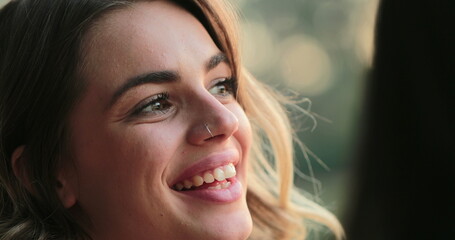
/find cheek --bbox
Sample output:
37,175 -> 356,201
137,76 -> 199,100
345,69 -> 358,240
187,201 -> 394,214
70,124 -> 178,199
100,126 -> 176,175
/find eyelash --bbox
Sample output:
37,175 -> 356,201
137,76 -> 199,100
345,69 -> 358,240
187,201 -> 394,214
210,77 -> 237,98
131,92 -> 171,117
130,77 -> 237,118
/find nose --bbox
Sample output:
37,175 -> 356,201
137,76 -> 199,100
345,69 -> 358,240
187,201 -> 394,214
186,92 -> 239,145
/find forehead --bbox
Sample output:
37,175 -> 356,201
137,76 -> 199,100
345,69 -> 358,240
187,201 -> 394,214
80,1 -> 218,82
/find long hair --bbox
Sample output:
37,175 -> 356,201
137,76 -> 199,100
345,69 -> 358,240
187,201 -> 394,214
0,0 -> 343,239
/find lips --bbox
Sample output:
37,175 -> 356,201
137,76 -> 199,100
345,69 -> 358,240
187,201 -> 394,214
170,149 -> 243,203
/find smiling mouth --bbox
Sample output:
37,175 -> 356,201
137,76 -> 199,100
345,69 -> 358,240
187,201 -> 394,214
172,163 -> 236,191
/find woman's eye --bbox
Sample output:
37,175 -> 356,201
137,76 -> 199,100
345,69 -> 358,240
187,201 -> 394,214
209,78 -> 236,97
132,92 -> 173,117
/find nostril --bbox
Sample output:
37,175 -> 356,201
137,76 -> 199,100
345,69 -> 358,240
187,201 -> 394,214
204,134 -> 224,142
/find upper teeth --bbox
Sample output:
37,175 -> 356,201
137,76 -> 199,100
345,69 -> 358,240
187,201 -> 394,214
174,163 -> 236,191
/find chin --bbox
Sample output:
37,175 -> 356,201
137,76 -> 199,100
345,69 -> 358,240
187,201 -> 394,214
174,195 -> 252,240
201,207 -> 253,240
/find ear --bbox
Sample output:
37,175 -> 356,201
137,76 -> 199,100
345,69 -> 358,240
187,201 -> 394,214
56,164 -> 78,209
11,145 -> 34,192
11,145 -> 77,208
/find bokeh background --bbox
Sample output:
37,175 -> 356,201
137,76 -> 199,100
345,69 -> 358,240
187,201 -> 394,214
238,0 -> 378,220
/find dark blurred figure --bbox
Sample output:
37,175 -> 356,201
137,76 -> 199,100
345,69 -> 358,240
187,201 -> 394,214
344,0 -> 454,239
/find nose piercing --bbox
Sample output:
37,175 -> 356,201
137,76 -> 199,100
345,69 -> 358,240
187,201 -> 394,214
204,123 -> 214,138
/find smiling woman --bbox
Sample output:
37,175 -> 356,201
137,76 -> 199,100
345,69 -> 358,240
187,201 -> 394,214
0,0 -> 343,240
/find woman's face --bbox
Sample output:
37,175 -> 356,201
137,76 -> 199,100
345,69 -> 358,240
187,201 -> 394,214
66,1 -> 252,239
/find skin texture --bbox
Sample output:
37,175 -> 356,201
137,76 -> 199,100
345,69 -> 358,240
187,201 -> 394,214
60,1 -> 253,239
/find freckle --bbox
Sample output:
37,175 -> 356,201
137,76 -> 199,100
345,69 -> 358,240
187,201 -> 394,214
160,213 -> 164,217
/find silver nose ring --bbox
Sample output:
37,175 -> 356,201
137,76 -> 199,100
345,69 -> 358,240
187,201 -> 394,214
204,123 -> 214,138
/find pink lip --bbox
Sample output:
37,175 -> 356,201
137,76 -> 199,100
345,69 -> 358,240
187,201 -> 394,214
176,177 -> 243,203
169,149 -> 239,187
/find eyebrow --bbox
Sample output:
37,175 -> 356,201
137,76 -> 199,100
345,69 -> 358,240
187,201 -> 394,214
206,52 -> 228,71
108,52 -> 229,109
108,70 -> 179,109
